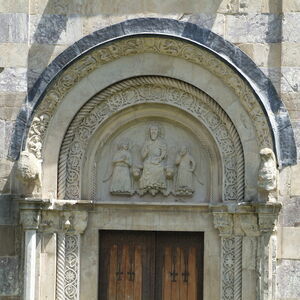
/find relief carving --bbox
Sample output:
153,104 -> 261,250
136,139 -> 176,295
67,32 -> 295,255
27,36 -> 272,165
105,124 -> 198,197
16,150 -> 41,196
139,123 -> 167,196
175,146 -> 196,196
258,148 -> 278,202
59,77 -> 244,202
104,141 -> 133,195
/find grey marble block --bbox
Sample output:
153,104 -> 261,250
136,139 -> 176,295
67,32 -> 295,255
0,257 -> 19,296
277,259 -> 300,298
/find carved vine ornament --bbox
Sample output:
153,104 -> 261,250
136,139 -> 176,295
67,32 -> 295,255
27,36 -> 272,162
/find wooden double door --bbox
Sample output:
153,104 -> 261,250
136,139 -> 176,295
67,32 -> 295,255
99,231 -> 204,300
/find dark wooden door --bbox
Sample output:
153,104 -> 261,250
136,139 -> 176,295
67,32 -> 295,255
155,232 -> 203,300
99,231 -> 203,300
99,231 -> 155,299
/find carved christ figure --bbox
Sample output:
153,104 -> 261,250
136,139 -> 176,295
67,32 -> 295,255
139,123 -> 167,196
109,142 -> 132,195
175,146 -> 196,195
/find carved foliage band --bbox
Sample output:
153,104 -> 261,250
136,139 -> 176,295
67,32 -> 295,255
27,37 -> 272,161
56,234 -> 80,300
58,76 -> 244,201
222,236 -> 242,300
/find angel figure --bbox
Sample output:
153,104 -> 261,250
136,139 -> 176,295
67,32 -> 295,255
107,142 -> 132,195
175,146 -> 196,196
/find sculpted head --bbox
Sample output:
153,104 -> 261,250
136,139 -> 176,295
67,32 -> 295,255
119,141 -> 129,151
259,148 -> 276,164
149,124 -> 160,141
258,148 -> 277,192
180,146 -> 188,155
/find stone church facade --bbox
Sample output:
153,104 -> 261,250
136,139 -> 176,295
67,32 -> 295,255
0,1 -> 300,299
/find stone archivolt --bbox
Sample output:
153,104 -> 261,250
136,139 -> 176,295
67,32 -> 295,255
26,36 -> 272,162
58,76 -> 244,202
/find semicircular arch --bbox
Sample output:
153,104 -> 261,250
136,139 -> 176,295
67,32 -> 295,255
13,18 -> 296,169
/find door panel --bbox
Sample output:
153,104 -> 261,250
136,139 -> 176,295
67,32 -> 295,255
99,231 -> 155,300
155,232 -> 203,300
99,231 -> 203,300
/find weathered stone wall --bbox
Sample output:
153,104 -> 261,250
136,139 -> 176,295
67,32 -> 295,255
0,0 -> 299,299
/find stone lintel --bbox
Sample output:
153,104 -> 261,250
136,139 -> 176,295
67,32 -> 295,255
212,202 -> 281,236
19,198 -> 89,233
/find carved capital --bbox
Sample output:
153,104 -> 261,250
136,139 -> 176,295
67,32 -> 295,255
258,214 -> 277,232
240,214 -> 259,236
213,212 -> 233,237
40,210 -> 88,234
62,211 -> 88,234
20,210 -> 39,230
256,203 -> 281,232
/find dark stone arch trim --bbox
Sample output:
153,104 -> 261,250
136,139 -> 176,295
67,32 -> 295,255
10,18 -> 296,166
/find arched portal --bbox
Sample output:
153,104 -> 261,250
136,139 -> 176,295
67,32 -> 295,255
17,18 -> 291,300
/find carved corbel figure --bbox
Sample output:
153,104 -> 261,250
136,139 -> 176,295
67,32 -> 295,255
16,150 -> 41,197
257,148 -> 278,202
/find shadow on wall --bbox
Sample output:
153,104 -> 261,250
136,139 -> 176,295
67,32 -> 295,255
27,1 -> 71,91
26,0 -> 226,90
265,0 -> 283,104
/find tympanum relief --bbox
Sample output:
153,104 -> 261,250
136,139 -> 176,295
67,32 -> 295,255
94,121 -> 209,202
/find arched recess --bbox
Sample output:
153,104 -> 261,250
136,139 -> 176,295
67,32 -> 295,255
58,76 -> 243,203
16,18 -> 296,202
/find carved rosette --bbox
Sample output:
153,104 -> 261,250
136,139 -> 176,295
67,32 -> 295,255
64,235 -> 80,300
58,76 -> 244,202
56,233 -> 80,300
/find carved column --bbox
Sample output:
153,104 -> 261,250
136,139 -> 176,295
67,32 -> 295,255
213,211 -> 243,300
256,204 -> 281,300
213,203 -> 281,300
54,211 -> 88,300
20,209 -> 40,300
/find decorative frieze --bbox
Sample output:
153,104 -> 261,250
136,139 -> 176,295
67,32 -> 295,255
26,36 -> 272,171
